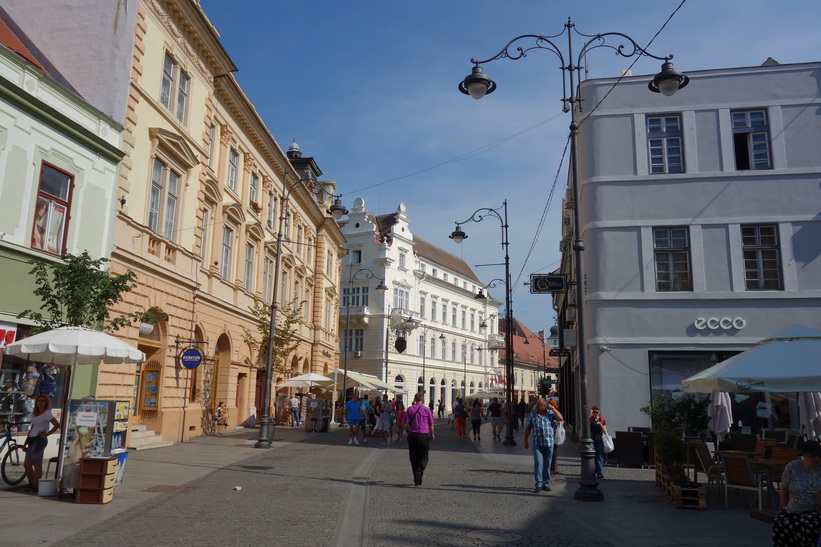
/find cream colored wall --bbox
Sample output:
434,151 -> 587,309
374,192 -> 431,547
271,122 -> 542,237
97,0 -> 344,443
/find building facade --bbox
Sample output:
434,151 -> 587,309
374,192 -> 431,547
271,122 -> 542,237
4,0 -> 346,441
339,200 -> 504,409
0,9 -> 124,423
555,60 -> 821,435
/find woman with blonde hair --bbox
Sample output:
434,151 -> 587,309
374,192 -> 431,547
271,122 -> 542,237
23,395 -> 60,492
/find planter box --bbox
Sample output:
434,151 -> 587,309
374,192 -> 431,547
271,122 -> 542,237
673,484 -> 706,510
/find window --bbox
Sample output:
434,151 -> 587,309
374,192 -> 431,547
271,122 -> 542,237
452,306 -> 457,327
431,300 -> 437,322
394,288 -> 408,310
160,53 -> 189,123
470,312 -> 475,332
267,192 -> 276,229
647,115 -> 684,173
207,124 -> 216,168
419,335 -> 426,357
462,310 -> 466,330
451,341 -> 457,361
342,329 -> 364,352
280,270 -> 288,307
442,303 -> 448,323
742,225 -> 782,290
243,243 -> 255,291
351,250 -> 362,264
227,148 -> 239,192
148,159 -> 179,241
399,251 -> 407,269
732,110 -> 771,170
262,256 -> 274,302
420,297 -> 426,319
249,173 -> 259,208
440,338 -> 447,360
31,163 -> 72,255
306,237 -> 313,265
443,273 -> 448,282
431,268 -> 438,278
220,226 -> 233,279
293,280 -> 300,311
430,337 -> 436,359
653,227 -> 691,291
342,286 -> 369,307
296,226 -> 303,255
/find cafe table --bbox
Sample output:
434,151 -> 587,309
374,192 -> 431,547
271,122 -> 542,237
750,457 -> 788,511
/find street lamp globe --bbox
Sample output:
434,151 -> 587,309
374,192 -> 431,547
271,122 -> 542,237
458,65 -> 497,100
649,60 -> 690,96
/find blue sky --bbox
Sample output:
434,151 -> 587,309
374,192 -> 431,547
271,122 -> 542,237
199,0 -> 821,333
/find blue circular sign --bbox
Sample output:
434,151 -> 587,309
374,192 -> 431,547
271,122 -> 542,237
180,348 -> 202,369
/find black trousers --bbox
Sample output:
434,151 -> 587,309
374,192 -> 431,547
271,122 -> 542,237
407,432 -> 430,476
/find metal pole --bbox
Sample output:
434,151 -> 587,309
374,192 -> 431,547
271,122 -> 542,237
256,194 -> 288,448
340,273 -> 352,427
421,337 -> 426,399
501,201 -> 516,446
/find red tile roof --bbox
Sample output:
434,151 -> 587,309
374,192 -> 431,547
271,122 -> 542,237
0,13 -> 46,73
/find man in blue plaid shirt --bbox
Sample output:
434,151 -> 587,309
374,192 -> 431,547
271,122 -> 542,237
524,398 -> 564,493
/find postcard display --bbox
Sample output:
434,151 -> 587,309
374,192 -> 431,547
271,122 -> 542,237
61,400 -> 130,489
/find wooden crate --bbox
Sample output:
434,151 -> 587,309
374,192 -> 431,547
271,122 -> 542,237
673,485 -> 706,510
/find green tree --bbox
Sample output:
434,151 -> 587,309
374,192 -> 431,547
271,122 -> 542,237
18,251 -> 165,332
241,297 -> 302,377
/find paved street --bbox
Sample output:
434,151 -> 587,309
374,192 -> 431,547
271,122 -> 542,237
1,421 -> 771,546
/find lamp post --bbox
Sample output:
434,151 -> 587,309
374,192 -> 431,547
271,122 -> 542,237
339,267 -> 387,426
458,18 -> 688,499
256,177 -> 349,449
450,202 -> 516,446
417,327 -> 445,400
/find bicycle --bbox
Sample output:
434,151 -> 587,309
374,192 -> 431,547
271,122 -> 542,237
0,422 -> 29,486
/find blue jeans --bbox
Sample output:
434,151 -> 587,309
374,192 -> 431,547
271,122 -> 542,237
593,435 -> 604,476
291,407 -> 300,427
532,444 -> 554,488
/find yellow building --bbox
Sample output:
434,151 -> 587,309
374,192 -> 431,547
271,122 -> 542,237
3,0 -> 345,442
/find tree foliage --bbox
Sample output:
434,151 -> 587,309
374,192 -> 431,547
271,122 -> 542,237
640,394 -> 710,436
241,297 -> 302,378
18,251 -> 166,332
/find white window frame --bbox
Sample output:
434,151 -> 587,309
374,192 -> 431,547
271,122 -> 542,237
227,148 -> 239,192
647,114 -> 684,174
160,53 -> 189,124
732,109 -> 772,170
220,226 -> 234,279
244,242 -> 255,291
148,158 -> 180,241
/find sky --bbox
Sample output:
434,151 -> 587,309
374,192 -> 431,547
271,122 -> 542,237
198,0 -> 821,334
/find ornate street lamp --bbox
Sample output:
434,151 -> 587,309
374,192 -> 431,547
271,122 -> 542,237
256,177 -> 348,448
338,267 -> 387,426
450,202 -> 516,446
458,18 -> 687,500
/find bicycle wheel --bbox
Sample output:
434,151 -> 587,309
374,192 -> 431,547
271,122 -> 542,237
2,445 -> 26,485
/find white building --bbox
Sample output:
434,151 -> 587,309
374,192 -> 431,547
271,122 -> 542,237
338,200 -> 504,408
556,60 -> 821,435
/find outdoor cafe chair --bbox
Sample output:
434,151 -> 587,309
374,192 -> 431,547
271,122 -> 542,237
723,453 -> 760,509
693,441 -> 724,501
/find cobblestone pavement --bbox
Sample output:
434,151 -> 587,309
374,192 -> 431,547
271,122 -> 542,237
1,421 -> 772,546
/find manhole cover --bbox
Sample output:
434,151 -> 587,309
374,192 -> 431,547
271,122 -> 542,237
465,530 -> 524,542
144,485 -> 198,493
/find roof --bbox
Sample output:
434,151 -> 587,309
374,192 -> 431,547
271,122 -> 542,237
372,213 -> 482,284
0,7 -> 80,96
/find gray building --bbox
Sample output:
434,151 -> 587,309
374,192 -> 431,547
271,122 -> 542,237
556,60 -> 821,436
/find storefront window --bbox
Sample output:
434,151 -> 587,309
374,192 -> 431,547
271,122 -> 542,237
648,350 -> 795,434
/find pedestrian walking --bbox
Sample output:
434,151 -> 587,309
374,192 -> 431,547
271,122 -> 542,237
485,397 -> 504,440
381,394 -> 394,443
470,399 -> 483,441
454,397 -> 467,439
406,392 -> 435,486
590,405 -> 608,479
345,394 -> 361,445
523,397 -> 563,493
290,394 -> 301,427
547,399 -> 561,474
518,398 -> 527,428
395,402 -> 407,443
437,400 -> 445,419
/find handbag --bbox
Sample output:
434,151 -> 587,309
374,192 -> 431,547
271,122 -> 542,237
601,433 -> 615,453
554,422 -> 566,445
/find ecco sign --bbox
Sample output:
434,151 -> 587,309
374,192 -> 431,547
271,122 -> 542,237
693,317 -> 746,331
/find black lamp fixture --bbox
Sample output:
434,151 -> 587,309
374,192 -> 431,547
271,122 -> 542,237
256,177 -> 348,448
458,18 -> 687,501
450,202 -> 515,446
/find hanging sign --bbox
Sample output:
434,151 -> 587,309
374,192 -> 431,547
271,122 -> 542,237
179,348 -> 203,369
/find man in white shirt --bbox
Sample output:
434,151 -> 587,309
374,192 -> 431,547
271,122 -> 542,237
290,395 -> 301,427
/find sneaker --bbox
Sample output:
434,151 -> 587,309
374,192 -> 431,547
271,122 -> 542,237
478,435 -> 481,441
348,439 -> 353,445
381,441 -> 387,446
354,438 -> 360,445
596,474 -> 604,479
542,485 -> 551,492
414,472 -> 423,486
533,486 -> 541,493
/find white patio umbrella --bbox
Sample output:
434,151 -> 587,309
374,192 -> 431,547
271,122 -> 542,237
708,392 -> 733,442
468,390 -> 505,400
798,392 -> 821,440
4,326 -> 145,486
682,326 -> 821,393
